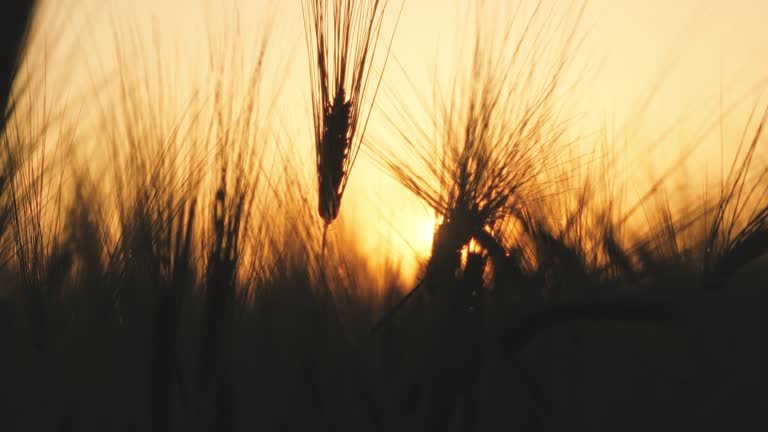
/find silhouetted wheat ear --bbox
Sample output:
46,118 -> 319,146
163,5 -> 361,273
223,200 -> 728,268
303,0 -> 399,226
317,85 -> 351,223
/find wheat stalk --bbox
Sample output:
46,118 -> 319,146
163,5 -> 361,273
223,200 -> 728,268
375,0 -> 583,284
302,0 -> 399,226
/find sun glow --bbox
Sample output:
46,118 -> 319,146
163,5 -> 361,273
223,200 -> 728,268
381,209 -> 437,278
417,216 -> 437,256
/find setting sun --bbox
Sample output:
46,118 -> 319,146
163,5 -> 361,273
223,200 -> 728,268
417,216 -> 437,255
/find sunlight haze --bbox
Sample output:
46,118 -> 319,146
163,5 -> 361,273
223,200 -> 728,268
29,0 -> 768,278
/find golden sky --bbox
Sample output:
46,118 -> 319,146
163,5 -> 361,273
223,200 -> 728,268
29,0 -> 768,277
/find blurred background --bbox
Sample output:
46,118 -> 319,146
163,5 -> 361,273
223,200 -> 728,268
24,0 -> 768,278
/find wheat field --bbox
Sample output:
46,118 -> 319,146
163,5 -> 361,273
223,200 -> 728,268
1,1 -> 768,431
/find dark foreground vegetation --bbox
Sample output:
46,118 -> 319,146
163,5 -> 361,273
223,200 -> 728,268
2,1 -> 768,431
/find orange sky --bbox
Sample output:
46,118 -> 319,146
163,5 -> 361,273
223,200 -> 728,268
28,0 -> 768,277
